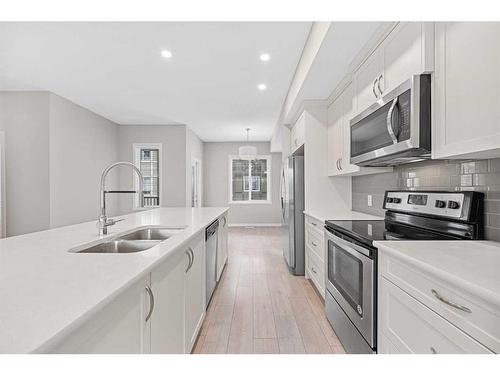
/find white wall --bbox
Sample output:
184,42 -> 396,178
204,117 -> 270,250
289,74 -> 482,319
48,93 -> 120,228
0,92 -> 51,236
118,125 -> 187,213
203,142 -> 281,225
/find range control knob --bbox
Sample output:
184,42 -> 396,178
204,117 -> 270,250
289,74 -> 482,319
392,198 -> 402,204
448,201 -> 460,209
386,197 -> 394,203
435,200 -> 447,208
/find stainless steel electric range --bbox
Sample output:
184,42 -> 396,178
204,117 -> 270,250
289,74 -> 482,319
324,190 -> 484,354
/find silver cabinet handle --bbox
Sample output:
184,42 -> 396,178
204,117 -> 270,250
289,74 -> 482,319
145,286 -> 155,322
377,74 -> 383,95
311,241 -> 318,247
311,222 -> 317,227
430,347 -> 437,354
386,97 -> 399,144
311,266 -> 317,274
372,78 -> 378,98
339,158 -> 343,171
185,248 -> 192,272
186,247 -> 194,273
431,289 -> 472,313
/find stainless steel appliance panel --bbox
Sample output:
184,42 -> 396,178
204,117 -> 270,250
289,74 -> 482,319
326,290 -> 374,354
350,74 -> 431,167
205,220 -> 219,308
282,155 -> 304,275
325,229 -> 375,349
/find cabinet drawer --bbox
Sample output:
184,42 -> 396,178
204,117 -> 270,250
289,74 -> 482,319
305,227 -> 324,261
306,246 -> 325,297
305,215 -> 324,233
380,252 -> 500,352
379,277 -> 492,354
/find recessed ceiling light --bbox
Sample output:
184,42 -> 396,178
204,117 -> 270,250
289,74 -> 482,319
161,50 -> 172,59
260,53 -> 270,62
258,83 -> 267,91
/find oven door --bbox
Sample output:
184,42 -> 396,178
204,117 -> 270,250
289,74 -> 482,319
325,230 -> 375,346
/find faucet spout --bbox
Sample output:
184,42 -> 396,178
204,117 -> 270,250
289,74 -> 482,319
98,161 -> 145,235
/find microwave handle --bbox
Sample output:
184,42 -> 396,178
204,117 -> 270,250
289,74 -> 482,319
387,97 -> 399,144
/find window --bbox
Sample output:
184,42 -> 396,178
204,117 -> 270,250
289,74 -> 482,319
134,143 -> 162,208
229,156 -> 271,203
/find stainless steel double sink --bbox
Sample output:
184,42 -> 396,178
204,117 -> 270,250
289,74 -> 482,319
73,227 -> 186,254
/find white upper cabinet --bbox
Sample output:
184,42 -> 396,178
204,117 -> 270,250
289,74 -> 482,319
150,251 -> 186,354
433,22 -> 500,159
353,22 -> 434,116
290,111 -> 306,154
354,48 -> 384,114
382,22 -> 434,95
328,83 -> 392,177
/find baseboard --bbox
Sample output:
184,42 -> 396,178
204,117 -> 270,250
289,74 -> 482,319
228,223 -> 281,228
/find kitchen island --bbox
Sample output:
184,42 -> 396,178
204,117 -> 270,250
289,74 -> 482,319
0,207 -> 228,354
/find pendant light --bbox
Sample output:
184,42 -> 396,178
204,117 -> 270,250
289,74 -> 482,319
238,128 -> 258,160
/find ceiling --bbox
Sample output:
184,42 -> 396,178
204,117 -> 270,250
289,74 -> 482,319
284,22 -> 387,124
0,22 -> 311,141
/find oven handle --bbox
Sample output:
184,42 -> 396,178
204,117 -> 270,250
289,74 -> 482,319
387,97 -> 399,144
325,230 -> 372,258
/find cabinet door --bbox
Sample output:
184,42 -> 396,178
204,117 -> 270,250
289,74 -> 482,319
382,22 -> 434,95
433,22 -> 500,159
327,94 -> 344,176
217,215 -> 228,281
378,277 -> 491,354
290,112 -> 306,153
353,48 -> 383,115
47,276 -> 151,354
185,233 -> 206,353
150,251 -> 186,354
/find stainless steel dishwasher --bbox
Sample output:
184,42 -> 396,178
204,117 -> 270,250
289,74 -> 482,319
205,219 -> 219,308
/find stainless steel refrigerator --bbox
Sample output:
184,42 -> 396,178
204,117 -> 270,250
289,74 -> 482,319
280,155 -> 305,275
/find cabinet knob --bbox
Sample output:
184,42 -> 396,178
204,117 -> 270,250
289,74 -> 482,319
430,347 -> 437,354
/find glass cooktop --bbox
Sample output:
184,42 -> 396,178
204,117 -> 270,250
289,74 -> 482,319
325,219 -> 453,248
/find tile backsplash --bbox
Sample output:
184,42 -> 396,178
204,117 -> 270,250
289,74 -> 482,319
352,158 -> 500,241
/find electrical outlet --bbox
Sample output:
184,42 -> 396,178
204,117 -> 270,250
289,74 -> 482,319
367,195 -> 373,207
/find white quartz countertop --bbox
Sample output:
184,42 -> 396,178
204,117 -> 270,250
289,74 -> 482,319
0,207 -> 228,353
374,240 -> 500,308
303,210 -> 384,223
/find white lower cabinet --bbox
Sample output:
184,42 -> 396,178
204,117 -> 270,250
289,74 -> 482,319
378,277 -> 491,354
48,230 -> 209,354
150,250 -> 186,354
304,214 -> 325,298
47,275 -> 151,354
184,232 -> 206,353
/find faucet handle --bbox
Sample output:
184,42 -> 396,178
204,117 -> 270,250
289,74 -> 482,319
109,218 -> 124,225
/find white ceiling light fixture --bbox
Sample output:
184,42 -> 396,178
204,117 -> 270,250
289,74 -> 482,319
257,83 -> 267,91
238,128 -> 258,160
161,50 -> 173,59
260,53 -> 270,61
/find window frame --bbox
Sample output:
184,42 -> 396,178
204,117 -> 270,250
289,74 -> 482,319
133,143 -> 163,209
228,155 -> 272,205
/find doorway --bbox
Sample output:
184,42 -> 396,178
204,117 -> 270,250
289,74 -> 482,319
191,158 -> 202,207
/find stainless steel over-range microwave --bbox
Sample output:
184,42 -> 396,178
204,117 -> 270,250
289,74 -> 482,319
350,74 -> 431,167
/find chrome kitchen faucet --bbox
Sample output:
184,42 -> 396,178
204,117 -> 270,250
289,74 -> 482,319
98,162 -> 145,235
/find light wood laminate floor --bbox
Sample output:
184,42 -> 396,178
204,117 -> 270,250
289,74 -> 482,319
193,227 -> 345,354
